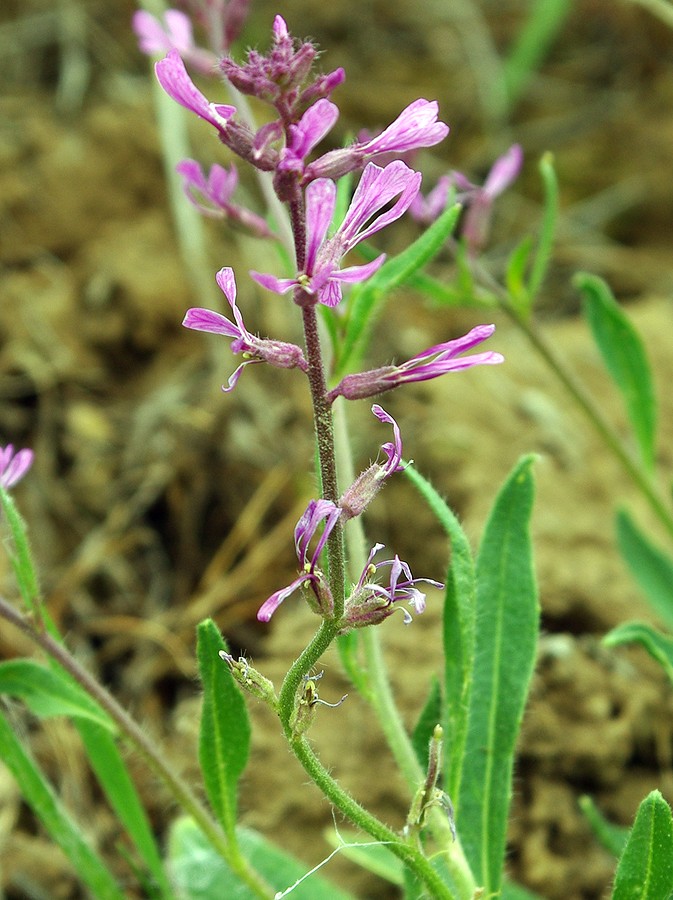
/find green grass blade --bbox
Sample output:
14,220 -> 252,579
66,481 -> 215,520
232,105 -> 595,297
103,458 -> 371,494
604,621 -> 673,686
411,675 -> 442,769
0,659 -> 114,730
196,619 -> 250,841
0,708 -> 125,899
612,790 -> 673,899
0,486 -> 40,613
579,795 -> 629,857
335,202 -> 462,376
402,463 -> 476,803
503,0 -> 572,104
526,153 -> 558,306
616,508 -> 673,631
76,720 -> 173,898
577,272 -> 657,471
458,455 -> 539,894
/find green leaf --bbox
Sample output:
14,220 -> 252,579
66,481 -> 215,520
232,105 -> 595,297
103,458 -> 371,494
196,619 -> 250,841
503,0 -> 572,104
0,708 -> 125,899
402,463 -> 476,803
526,153 -> 558,305
505,235 -> 534,314
168,817 -> 355,900
616,508 -> 673,631
577,272 -> 657,471
411,675 -> 442,769
604,621 -> 673,686
0,485 -> 40,613
458,455 -> 539,895
336,201 -> 462,375
501,879 -> 546,900
612,790 -> 673,899
579,795 -> 629,857
0,659 -> 114,731
76,720 -> 172,897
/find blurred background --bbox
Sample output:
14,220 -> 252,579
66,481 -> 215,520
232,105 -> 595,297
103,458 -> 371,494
1,0 -> 673,896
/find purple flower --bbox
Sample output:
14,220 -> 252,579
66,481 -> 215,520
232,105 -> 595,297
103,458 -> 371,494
182,267 -> 307,390
304,99 -> 449,182
339,404 -> 405,521
0,445 -> 33,490
409,175 -> 452,226
461,144 -> 523,252
155,49 -> 236,137
328,324 -> 504,401
252,160 -> 422,307
277,99 -> 340,176
257,498 -> 341,621
175,160 -> 274,236
342,544 -> 443,630
132,10 -> 216,75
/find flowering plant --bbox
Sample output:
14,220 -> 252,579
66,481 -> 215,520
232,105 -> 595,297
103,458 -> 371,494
1,5 -> 672,899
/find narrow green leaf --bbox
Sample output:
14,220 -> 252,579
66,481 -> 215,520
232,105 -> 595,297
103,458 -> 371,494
0,709 -> 125,899
402,463 -> 476,803
505,235 -> 534,314
0,659 -> 114,731
196,619 -> 250,840
0,486 -> 40,613
404,269 -> 496,308
577,272 -> 657,471
604,621 -> 673,686
503,0 -> 572,103
612,790 -> 673,899
411,675 -> 442,769
76,720 -> 173,898
458,455 -> 539,895
579,795 -> 629,857
526,153 -> 558,304
168,817 -> 355,899
501,879 -> 546,900
616,508 -> 673,631
336,201 -> 462,375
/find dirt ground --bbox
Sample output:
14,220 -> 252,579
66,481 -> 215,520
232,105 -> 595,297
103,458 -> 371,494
1,0 -> 673,897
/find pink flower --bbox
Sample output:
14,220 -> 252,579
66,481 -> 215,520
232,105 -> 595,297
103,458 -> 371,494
328,325 -> 504,401
0,445 -> 33,490
257,498 -> 340,621
155,50 -> 235,137
252,160 -> 422,307
132,10 -> 216,76
462,144 -> 523,252
182,268 -> 307,390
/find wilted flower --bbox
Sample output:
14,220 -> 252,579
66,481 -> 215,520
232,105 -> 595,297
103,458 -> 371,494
182,267 -> 307,390
257,499 -> 341,621
328,324 -> 504,401
0,445 -> 33,490
252,160 -> 421,307
339,405 -> 405,521
341,544 -> 443,630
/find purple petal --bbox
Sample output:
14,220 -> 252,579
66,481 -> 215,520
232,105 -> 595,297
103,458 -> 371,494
249,271 -> 298,295
155,51 -> 235,132
0,446 -> 34,489
410,324 -> 497,362
332,254 -> 386,284
361,99 -> 449,155
484,144 -> 523,199
182,307 -> 240,338
304,178 -> 337,272
257,573 -> 312,622
338,161 -> 421,249
371,404 -> 404,476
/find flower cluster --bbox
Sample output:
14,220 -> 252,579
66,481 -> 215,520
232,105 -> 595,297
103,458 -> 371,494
136,12 -> 507,632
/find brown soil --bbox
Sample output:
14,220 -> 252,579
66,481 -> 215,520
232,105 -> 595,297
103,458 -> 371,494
1,1 -> 673,898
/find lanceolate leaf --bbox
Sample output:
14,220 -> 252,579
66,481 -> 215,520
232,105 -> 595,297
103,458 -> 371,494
0,709 -> 124,899
457,455 -> 538,895
612,791 -> 673,899
577,273 -> 657,471
411,675 -> 442,769
616,508 -> 673,631
0,659 -> 114,731
402,463 -> 477,802
76,720 -> 173,898
196,619 -> 251,841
